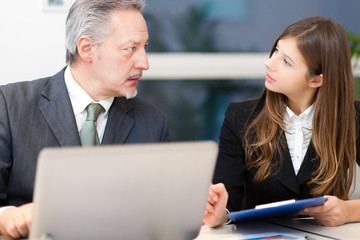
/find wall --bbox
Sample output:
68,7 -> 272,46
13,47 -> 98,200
0,0 -> 68,84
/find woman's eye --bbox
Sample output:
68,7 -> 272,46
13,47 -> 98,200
284,59 -> 292,66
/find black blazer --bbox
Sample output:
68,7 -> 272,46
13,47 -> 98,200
0,67 -> 170,206
213,95 -> 360,212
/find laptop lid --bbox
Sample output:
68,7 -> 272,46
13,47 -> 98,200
29,141 -> 217,240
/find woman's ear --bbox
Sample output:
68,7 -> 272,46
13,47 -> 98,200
77,35 -> 95,63
309,74 -> 323,88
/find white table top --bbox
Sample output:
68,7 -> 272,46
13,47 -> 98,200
270,217 -> 360,240
195,218 -> 360,240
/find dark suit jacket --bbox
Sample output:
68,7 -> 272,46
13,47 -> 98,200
213,94 -> 360,212
0,68 -> 169,207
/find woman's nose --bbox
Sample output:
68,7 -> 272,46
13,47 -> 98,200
264,57 -> 273,70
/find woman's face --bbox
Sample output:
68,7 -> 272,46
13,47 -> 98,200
264,36 -> 320,108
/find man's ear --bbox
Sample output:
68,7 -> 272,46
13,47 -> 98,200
309,74 -> 323,88
77,35 -> 95,63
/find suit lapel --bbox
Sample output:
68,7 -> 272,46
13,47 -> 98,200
297,141 -> 318,185
39,68 -> 81,146
102,97 -> 134,144
276,139 -> 318,195
275,134 -> 301,195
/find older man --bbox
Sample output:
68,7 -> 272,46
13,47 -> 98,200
0,0 -> 169,238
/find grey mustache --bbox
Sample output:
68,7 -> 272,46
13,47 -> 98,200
128,72 -> 142,79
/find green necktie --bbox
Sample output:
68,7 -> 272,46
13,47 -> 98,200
80,103 -> 104,146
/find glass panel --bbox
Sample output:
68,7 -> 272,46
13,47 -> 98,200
144,0 -> 360,53
138,79 -> 265,141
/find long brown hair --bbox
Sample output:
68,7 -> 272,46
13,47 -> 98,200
244,16 -> 356,199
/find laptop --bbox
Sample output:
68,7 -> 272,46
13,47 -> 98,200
29,141 -> 217,240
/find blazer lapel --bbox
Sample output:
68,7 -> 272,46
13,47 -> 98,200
102,97 -> 134,144
39,68 -> 81,146
297,141 -> 318,185
275,134 -> 301,195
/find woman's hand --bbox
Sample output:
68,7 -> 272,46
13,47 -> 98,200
203,183 -> 229,228
299,195 -> 354,227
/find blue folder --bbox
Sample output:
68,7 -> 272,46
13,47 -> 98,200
227,196 -> 327,222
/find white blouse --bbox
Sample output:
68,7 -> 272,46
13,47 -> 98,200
284,104 -> 314,175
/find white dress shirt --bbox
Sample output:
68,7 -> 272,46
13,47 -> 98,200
64,66 -> 114,142
284,104 -> 314,175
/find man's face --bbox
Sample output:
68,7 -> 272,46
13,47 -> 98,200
91,8 -> 149,99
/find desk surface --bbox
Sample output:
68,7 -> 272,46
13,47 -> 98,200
195,219 -> 360,240
270,217 -> 360,240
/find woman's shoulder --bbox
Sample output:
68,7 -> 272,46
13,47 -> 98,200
226,97 -> 263,115
355,100 -> 360,111
224,97 -> 264,124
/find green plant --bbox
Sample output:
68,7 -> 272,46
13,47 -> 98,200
347,32 -> 360,99
348,32 -> 360,68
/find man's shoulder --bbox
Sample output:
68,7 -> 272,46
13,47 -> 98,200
0,78 -> 55,119
131,97 -> 166,115
0,77 -> 51,98
0,68 -> 66,99
116,97 -> 167,118
128,97 -> 158,107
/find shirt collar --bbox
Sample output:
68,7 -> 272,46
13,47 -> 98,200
64,66 -> 114,115
285,102 -> 315,123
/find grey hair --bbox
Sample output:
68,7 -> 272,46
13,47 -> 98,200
65,0 -> 145,65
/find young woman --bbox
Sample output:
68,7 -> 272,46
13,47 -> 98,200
203,16 -> 360,228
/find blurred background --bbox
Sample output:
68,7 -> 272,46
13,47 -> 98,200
139,0 -> 360,141
1,0 -> 360,141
